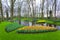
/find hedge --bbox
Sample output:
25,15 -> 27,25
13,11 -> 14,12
5,23 -> 24,32
17,26 -> 57,33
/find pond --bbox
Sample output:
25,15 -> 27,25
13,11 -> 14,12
14,20 -> 60,30
56,26 -> 60,30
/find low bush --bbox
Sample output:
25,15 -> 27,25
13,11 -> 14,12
36,20 -> 46,23
5,23 -> 24,32
17,26 -> 57,33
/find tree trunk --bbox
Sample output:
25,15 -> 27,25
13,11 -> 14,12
41,0 -> 44,19
49,10 -> 53,19
40,0 -> 45,26
6,10 -> 9,21
54,0 -> 57,27
0,0 -> 4,21
10,0 -> 16,22
27,0 -> 31,26
10,0 -> 14,21
46,0 -> 49,18
31,0 -> 36,26
18,7 -> 21,24
54,0 -> 56,19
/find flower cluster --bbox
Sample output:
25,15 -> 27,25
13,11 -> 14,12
18,26 -> 57,30
17,26 -> 57,33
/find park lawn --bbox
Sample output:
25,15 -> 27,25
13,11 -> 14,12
0,22 -> 60,40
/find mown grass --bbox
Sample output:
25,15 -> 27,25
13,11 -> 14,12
0,21 -> 60,40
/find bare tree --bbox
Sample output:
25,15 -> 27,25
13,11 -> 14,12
10,0 -> 16,21
0,0 -> 4,21
49,0 -> 53,19
46,0 -> 49,18
49,10 -> 53,19
53,0 -> 57,27
18,0 -> 23,24
26,0 -> 31,17
5,0 -> 10,21
30,0 -> 36,25
41,0 -> 45,19
54,0 -> 57,19
31,0 -> 36,18
6,7 -> 9,21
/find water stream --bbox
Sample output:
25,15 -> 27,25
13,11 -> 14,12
14,20 -> 60,30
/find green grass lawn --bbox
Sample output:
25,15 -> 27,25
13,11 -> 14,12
0,22 -> 60,40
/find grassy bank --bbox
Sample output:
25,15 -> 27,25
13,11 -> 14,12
0,21 -> 60,40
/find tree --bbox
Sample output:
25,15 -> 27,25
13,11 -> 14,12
46,0 -> 49,18
0,0 -> 4,21
52,0 -> 57,19
49,0 -> 54,19
31,0 -> 36,18
26,0 -> 31,26
53,0 -> 57,27
41,0 -> 44,19
5,0 -> 10,21
26,0 -> 31,17
10,0 -> 16,21
6,8 -> 9,21
31,0 -> 36,25
49,10 -> 53,19
18,0 -> 23,24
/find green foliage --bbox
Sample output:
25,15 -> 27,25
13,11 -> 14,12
17,26 -> 57,33
54,21 -> 60,26
17,29 -> 57,33
36,19 -> 60,25
5,23 -> 24,32
46,20 -> 54,24
36,20 -> 46,23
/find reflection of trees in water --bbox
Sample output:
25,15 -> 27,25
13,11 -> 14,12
21,21 -> 29,26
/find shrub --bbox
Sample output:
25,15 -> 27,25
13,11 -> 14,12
36,20 -> 46,23
46,20 -> 55,24
17,26 -> 57,33
5,23 -> 24,32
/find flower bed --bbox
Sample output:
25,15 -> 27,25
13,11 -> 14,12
17,26 -> 57,33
